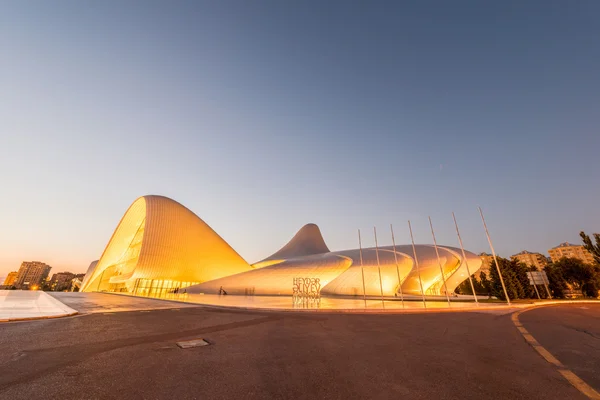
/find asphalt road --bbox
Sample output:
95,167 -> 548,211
519,303 -> 600,394
0,296 -> 595,400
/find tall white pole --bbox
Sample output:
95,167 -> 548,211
478,207 -> 511,306
374,226 -> 385,309
358,229 -> 367,308
452,212 -> 478,305
408,220 -> 427,309
542,274 -> 552,299
530,269 -> 541,300
428,216 -> 451,307
538,267 -> 552,299
390,224 -> 405,308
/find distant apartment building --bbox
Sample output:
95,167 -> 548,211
49,272 -> 76,292
14,261 -> 52,290
476,253 -> 493,280
548,242 -> 595,264
2,271 -> 18,287
510,251 -> 548,269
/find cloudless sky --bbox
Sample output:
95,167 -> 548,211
1,0 -> 599,277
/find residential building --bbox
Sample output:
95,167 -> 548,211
49,272 -> 76,291
2,271 -> 18,287
476,253 -> 493,280
548,242 -> 595,264
510,251 -> 548,269
14,261 -> 52,290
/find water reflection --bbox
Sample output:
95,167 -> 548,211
126,290 -> 493,311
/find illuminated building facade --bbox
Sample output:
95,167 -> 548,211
14,261 -> 52,290
49,272 -> 77,292
80,260 -> 98,291
2,271 -> 18,287
82,195 -> 482,298
188,224 -> 482,297
80,196 -> 253,294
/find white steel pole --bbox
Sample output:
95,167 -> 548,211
390,224 -> 405,308
478,207 -> 511,306
408,220 -> 427,309
429,217 -> 451,307
529,269 -> 541,300
374,226 -> 385,309
358,229 -> 367,308
452,212 -> 478,305
541,270 -> 552,299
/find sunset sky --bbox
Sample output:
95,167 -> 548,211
1,1 -> 599,277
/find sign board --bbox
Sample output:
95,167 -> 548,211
526,271 -> 549,285
292,277 -> 321,304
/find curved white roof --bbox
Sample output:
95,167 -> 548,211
81,195 -> 252,292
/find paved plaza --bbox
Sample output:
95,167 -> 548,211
0,293 -> 598,399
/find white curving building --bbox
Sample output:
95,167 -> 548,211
82,195 -> 481,298
80,195 -> 253,295
187,223 -> 481,297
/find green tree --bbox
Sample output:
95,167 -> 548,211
488,257 -> 525,300
513,262 -> 536,299
580,231 -> 600,265
479,271 -> 492,297
582,280 -> 599,298
455,278 -> 471,295
544,263 -> 567,298
547,257 -> 600,298
455,274 -> 488,296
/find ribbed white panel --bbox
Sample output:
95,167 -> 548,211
134,196 -> 251,282
396,245 -> 460,294
188,244 -> 481,297
82,195 -> 252,292
187,253 -> 353,295
82,198 -> 147,292
438,245 -> 483,294
80,260 -> 98,290
321,248 -> 413,296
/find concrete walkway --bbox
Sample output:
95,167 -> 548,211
0,290 -> 77,322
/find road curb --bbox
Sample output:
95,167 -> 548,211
0,291 -> 80,323
0,311 -> 79,323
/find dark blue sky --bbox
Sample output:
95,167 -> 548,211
1,1 -> 598,275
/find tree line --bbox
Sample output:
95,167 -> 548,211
456,231 -> 600,300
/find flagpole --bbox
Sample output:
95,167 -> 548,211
358,229 -> 367,309
408,220 -> 427,309
374,226 -> 385,309
390,224 -> 405,308
478,207 -> 511,306
539,268 -> 552,299
452,212 -> 478,305
429,216 -> 451,307
530,268 -> 541,300
542,274 -> 552,299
